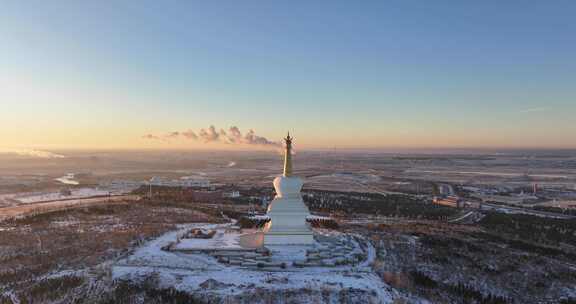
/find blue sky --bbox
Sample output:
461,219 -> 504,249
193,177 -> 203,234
0,1 -> 575,149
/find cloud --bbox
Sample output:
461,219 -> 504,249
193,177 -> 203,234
164,131 -> 180,139
143,125 -> 281,147
143,131 -> 180,141
226,126 -> 242,143
0,148 -> 66,159
520,107 -> 548,113
182,129 -> 198,140
198,125 -> 221,143
142,134 -> 161,140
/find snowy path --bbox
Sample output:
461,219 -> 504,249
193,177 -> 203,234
360,237 -> 376,268
448,211 -> 475,223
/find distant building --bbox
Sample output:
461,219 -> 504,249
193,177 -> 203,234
149,177 -> 210,188
106,180 -> 147,191
433,196 -> 462,208
223,191 -> 240,198
181,178 -> 211,188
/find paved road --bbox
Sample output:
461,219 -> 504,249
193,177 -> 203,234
0,195 -> 140,220
482,202 -> 576,220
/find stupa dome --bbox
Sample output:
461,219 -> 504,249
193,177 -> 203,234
273,176 -> 303,199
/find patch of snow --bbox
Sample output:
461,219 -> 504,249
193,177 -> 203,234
55,173 -> 79,185
1,290 -> 20,304
90,223 -> 131,233
248,215 -> 270,220
175,230 -> 241,250
50,219 -> 80,228
113,223 -> 398,303
307,215 -> 332,221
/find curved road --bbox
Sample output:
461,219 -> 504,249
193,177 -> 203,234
0,195 -> 140,221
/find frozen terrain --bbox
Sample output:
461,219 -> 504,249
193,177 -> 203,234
112,223 -> 400,303
14,188 -> 110,204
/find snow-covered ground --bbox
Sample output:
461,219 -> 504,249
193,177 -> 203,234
112,223 -> 399,303
54,173 -> 80,185
116,223 -> 226,271
175,229 -> 242,250
307,214 -> 332,221
0,193 -> 20,207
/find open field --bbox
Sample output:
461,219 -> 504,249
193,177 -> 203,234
1,150 -> 576,303
0,188 -> 575,303
0,199 -> 224,303
1,149 -> 575,194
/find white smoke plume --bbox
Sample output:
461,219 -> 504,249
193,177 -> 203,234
142,134 -> 161,140
227,126 -> 242,143
0,148 -> 66,159
198,125 -> 221,143
164,131 -> 180,139
143,131 -> 180,141
182,129 -> 198,140
143,125 -> 281,147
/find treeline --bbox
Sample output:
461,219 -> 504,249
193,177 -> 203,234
132,185 -> 185,197
303,190 -> 457,220
447,282 -> 510,304
0,275 -> 85,304
471,231 -> 573,260
100,280 -> 204,304
4,202 -> 133,226
533,205 -> 576,216
419,235 -> 483,253
26,275 -> 84,303
411,271 -> 511,304
480,212 -> 576,246
133,185 -> 268,207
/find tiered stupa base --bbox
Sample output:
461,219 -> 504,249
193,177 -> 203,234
264,231 -> 314,246
264,175 -> 314,246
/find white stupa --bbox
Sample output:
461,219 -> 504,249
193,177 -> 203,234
264,133 -> 314,245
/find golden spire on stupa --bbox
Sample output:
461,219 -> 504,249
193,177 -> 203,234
283,132 -> 293,177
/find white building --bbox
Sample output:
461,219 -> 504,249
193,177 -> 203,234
223,190 -> 241,198
264,133 -> 314,245
149,176 -> 210,188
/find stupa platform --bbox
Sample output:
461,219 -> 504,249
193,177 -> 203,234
263,231 -> 314,246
